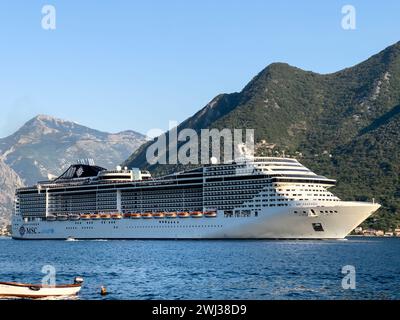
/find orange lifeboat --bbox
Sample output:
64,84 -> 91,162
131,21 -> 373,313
111,213 -> 123,219
100,213 -> 111,219
141,212 -> 153,219
80,214 -> 91,220
165,212 -> 177,218
177,212 -> 190,218
91,214 -> 101,220
204,211 -> 217,218
153,212 -> 165,219
191,211 -> 203,218
130,213 -> 142,219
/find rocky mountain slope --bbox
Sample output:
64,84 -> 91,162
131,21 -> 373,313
0,115 -> 146,185
125,41 -> 400,230
0,160 -> 24,225
0,115 -> 146,226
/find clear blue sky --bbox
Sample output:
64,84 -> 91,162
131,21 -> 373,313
0,0 -> 399,137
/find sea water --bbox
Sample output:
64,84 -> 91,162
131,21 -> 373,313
0,237 -> 399,300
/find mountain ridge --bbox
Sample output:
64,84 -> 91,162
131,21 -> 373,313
0,114 -> 146,185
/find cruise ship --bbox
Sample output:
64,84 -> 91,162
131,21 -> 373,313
11,157 -> 380,240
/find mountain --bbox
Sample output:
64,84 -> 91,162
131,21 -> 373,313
0,115 -> 146,227
125,41 -> 400,230
0,115 -> 146,185
0,160 -> 24,225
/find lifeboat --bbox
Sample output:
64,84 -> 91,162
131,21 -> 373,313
130,213 -> 142,219
111,213 -> 123,219
0,277 -> 83,298
46,215 -> 56,221
69,214 -> 80,220
100,213 -> 111,219
152,212 -> 165,219
141,212 -> 153,219
80,214 -> 91,220
177,212 -> 190,218
90,214 -> 101,220
123,213 -> 132,218
204,211 -> 217,218
190,211 -> 203,218
165,212 -> 177,218
57,215 -> 68,221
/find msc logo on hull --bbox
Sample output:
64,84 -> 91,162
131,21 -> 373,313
19,226 -> 38,236
19,226 -> 25,236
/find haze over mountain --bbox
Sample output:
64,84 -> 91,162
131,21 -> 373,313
125,41 -> 400,230
0,115 -> 146,226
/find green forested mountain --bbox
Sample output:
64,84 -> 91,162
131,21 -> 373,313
125,41 -> 400,230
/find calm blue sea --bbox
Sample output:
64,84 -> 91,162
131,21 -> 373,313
0,236 -> 399,300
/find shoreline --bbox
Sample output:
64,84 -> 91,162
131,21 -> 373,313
349,234 -> 400,238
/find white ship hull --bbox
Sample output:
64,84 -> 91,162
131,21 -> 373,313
12,201 -> 379,240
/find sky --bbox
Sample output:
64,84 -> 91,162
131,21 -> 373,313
0,0 -> 399,138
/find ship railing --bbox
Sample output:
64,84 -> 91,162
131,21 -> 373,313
20,173 -> 225,192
